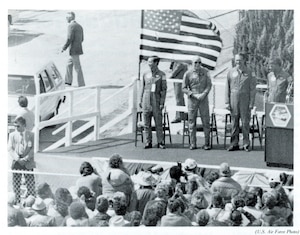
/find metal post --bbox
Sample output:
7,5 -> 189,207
34,94 -> 40,153
93,87 -> 101,141
65,91 -> 73,147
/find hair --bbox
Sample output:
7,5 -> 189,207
95,196 -> 109,213
77,186 -> 95,211
205,171 -> 219,185
18,96 -> 28,107
14,116 -> 26,126
149,56 -> 160,64
196,209 -> 210,226
142,205 -> 162,226
167,197 -> 185,213
79,161 -> 94,176
54,188 -> 73,217
109,153 -> 123,168
231,195 -> 245,209
262,193 -> 277,209
230,210 -> 243,226
211,192 -> 224,208
245,192 -> 257,207
126,211 -> 142,226
113,200 -> 127,216
249,186 -> 263,198
67,11 -> 75,20
36,182 -> 53,199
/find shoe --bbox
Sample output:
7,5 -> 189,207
227,145 -> 239,151
157,143 -> 166,149
190,145 -> 197,150
202,145 -> 211,150
171,118 -> 181,124
243,145 -> 250,152
144,143 -> 152,149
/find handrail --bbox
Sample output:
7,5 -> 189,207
34,79 -> 136,153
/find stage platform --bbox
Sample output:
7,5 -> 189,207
37,132 -> 292,172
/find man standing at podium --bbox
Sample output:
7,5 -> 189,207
225,53 -> 256,152
267,57 -> 293,103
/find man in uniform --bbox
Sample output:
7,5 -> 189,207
139,56 -> 167,149
225,53 -> 256,152
182,56 -> 212,150
267,57 -> 293,103
8,117 -> 36,203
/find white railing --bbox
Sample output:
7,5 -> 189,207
34,79 -> 136,153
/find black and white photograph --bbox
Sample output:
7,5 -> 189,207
4,0 -> 299,234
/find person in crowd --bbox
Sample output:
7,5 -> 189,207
76,161 -> 102,198
26,197 -> 56,226
8,116 -> 36,203
195,209 -> 210,226
132,171 -> 160,215
66,201 -> 89,226
260,192 -> 282,224
77,186 -> 96,218
21,195 -> 36,218
142,181 -> 169,222
111,191 -> 129,218
248,186 -> 263,210
102,153 -> 135,210
267,57 -> 293,103
229,209 -> 243,226
205,171 -> 219,188
47,187 -> 73,226
89,195 -> 111,226
243,192 -> 263,219
161,197 -> 192,226
182,56 -> 212,150
210,162 -> 242,203
61,11 -> 85,87
268,172 -> 291,209
15,96 -> 35,131
169,61 -> 188,123
225,53 -> 256,152
8,192 -> 27,227
182,158 -> 208,188
205,192 -> 230,223
36,182 -> 54,209
142,201 -> 165,226
124,211 -> 142,226
139,56 -> 167,149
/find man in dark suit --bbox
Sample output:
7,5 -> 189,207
8,117 -> 36,203
61,11 -> 85,87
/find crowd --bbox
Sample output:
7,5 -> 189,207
8,153 -> 294,227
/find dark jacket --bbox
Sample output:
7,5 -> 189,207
63,21 -> 84,55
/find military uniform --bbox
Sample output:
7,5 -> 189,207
182,67 -> 212,147
225,67 -> 256,147
267,70 -> 292,103
140,68 -> 167,145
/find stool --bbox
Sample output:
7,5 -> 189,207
162,111 -> 172,145
134,111 -> 172,146
182,112 -> 219,148
224,113 -> 232,148
250,114 -> 262,149
135,111 -> 144,146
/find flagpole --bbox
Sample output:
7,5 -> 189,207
133,10 -> 144,134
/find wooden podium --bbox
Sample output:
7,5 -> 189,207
265,103 -> 293,169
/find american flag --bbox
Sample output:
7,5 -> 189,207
140,10 -> 222,70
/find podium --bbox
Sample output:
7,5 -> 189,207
265,102 -> 293,169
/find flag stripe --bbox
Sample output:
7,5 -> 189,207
139,53 -> 215,70
141,29 -> 222,49
140,38 -> 220,59
140,44 -> 218,62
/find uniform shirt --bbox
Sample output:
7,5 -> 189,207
267,70 -> 292,103
225,67 -> 256,109
140,68 -> 167,112
182,68 -> 212,97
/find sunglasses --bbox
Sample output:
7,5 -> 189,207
194,61 -> 201,64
